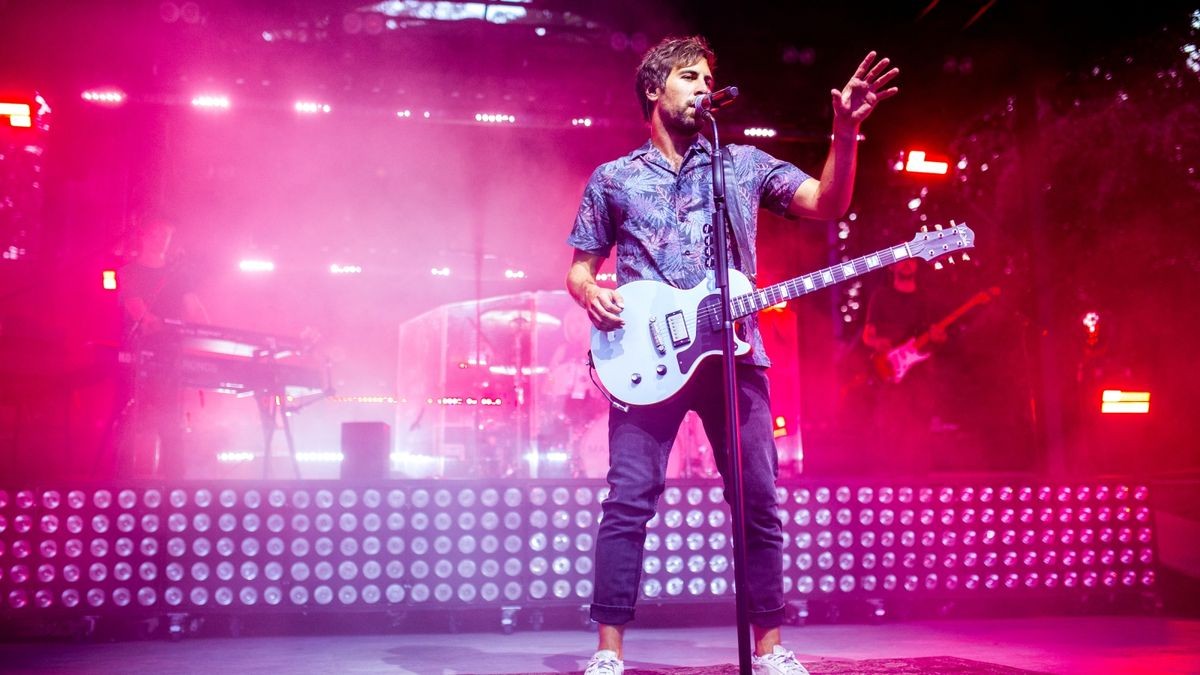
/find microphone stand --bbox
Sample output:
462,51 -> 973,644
701,100 -> 754,675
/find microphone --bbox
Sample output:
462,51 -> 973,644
694,86 -> 740,115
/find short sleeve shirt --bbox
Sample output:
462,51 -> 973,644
567,136 -> 811,366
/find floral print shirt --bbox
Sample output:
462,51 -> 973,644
568,135 -> 810,366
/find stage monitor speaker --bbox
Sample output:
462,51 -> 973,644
340,421 -> 391,480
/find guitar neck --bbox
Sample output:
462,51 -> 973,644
913,292 -> 992,350
730,242 -> 913,320
936,295 -> 988,331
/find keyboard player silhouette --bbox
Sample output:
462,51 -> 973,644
115,216 -> 210,479
115,216 -> 329,479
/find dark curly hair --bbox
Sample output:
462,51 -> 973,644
635,35 -> 716,121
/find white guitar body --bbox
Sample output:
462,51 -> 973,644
588,223 -> 977,406
590,270 -> 754,406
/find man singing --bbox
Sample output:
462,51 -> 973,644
566,36 -> 898,674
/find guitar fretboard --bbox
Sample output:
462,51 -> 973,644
731,243 -> 914,320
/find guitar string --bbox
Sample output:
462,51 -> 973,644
689,229 -> 967,325
692,250 -> 903,327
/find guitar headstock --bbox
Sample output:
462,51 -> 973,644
907,221 -> 975,264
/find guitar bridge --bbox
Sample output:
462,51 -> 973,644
666,310 -> 690,347
649,316 -> 667,355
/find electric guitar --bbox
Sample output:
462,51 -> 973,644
871,286 -> 1000,384
591,223 -> 976,406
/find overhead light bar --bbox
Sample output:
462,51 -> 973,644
295,101 -> 331,114
191,95 -> 231,110
744,127 -> 778,138
81,89 -> 126,106
474,113 -> 515,124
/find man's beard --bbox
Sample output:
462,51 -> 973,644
662,102 -> 699,135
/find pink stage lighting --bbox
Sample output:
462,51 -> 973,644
81,89 -> 126,106
191,95 -> 231,110
294,101 -> 331,114
239,259 -> 275,273
474,113 -> 515,124
744,127 -> 778,138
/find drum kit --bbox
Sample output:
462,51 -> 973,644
395,291 -> 718,479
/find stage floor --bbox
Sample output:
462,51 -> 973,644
1,615 -> 1197,674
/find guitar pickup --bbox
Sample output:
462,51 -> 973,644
665,310 -> 690,347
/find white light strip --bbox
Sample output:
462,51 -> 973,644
239,259 -> 275,272
191,95 -> 231,109
295,101 -> 331,114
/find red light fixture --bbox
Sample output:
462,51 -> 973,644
0,102 -> 32,128
1101,390 -> 1150,414
904,150 -> 949,175
773,415 -> 787,438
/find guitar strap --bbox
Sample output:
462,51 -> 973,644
720,146 -> 756,285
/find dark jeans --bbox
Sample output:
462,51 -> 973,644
590,360 -> 785,628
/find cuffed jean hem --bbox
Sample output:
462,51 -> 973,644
749,603 -> 787,630
590,602 -> 636,626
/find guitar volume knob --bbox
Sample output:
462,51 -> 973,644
656,365 -> 667,376
630,373 -> 642,385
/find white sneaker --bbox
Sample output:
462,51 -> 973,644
584,649 -> 624,675
752,645 -> 810,675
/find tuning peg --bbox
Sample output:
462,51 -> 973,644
934,262 -> 944,270
934,223 -> 944,231
947,257 -> 956,265
962,253 -> 971,262
949,219 -> 958,227
920,225 -> 929,233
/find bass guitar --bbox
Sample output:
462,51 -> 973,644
591,223 -> 975,406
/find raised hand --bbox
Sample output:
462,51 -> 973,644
831,51 -> 899,131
